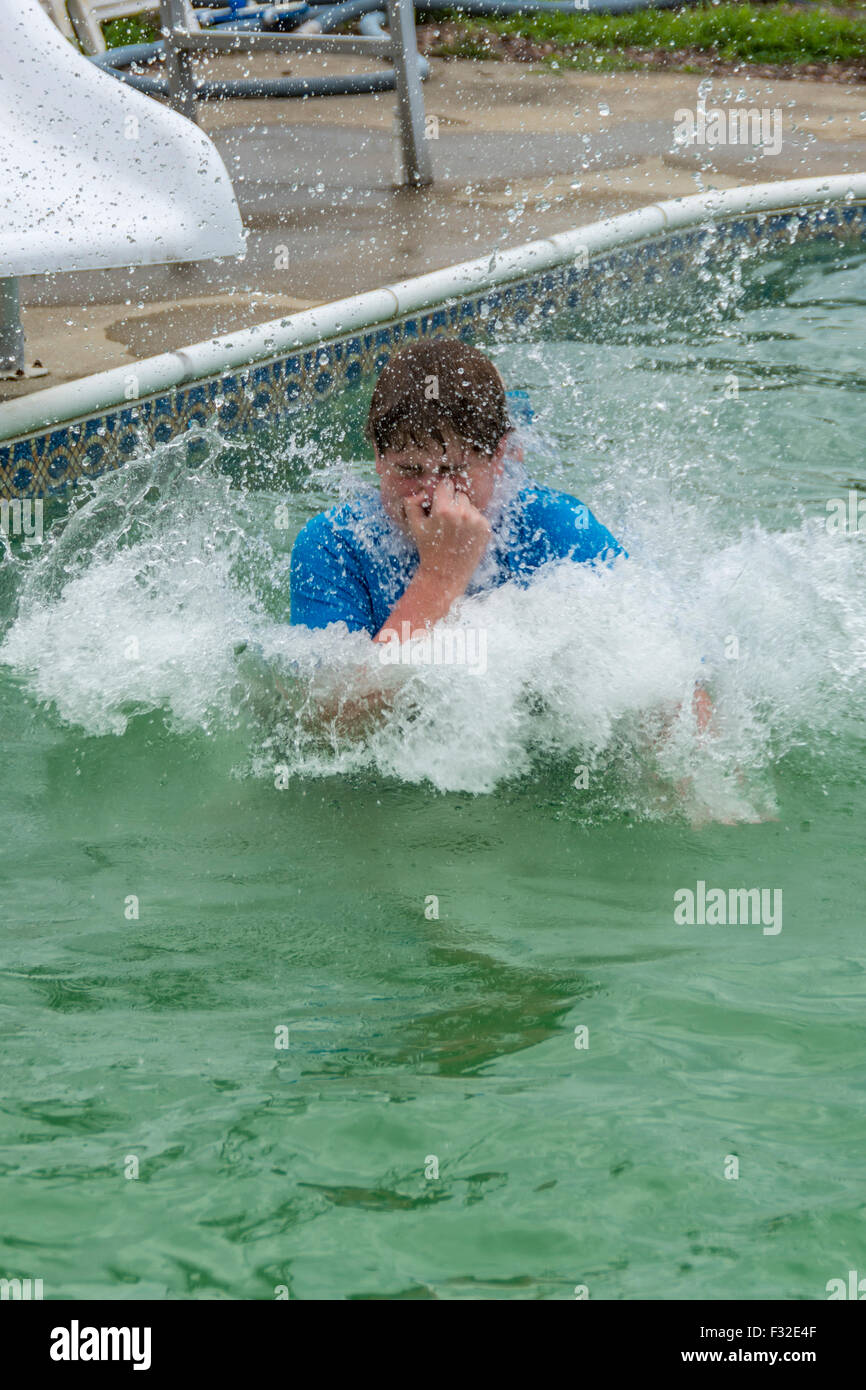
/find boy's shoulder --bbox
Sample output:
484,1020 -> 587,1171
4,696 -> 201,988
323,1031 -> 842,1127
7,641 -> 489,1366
506,478 -> 624,563
516,480 -> 577,507
510,480 -> 590,526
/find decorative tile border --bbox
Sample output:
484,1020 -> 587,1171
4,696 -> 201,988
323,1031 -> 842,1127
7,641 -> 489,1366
2,198 -> 865,500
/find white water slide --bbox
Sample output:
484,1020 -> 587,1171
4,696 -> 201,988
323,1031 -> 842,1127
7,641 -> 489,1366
0,0 -> 245,372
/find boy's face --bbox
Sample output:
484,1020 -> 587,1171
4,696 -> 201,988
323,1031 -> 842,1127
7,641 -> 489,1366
375,425 -> 510,534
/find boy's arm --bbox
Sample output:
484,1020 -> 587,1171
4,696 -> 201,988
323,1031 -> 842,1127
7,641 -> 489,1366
290,486 -> 487,641
373,479 -> 491,642
539,490 -> 627,566
693,683 -> 713,733
290,485 -> 489,731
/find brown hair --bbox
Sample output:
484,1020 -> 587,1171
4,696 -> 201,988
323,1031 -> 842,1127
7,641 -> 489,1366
365,339 -> 510,457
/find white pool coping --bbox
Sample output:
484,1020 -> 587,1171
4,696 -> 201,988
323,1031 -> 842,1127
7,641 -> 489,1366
2,172 -> 865,445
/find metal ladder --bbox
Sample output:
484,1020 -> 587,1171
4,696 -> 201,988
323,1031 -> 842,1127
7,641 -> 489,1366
160,0 -> 433,187
39,1 -> 154,52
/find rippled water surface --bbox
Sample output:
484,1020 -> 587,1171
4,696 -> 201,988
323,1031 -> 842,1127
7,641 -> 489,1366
1,239 -> 864,1299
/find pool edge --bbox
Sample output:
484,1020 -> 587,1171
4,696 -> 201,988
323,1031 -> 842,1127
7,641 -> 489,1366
2,172 -> 866,498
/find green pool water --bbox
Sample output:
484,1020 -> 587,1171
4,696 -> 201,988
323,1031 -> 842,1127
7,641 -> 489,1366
1,236 -> 864,1301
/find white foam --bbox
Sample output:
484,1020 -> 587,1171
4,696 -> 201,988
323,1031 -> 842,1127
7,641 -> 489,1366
1,427 -> 863,817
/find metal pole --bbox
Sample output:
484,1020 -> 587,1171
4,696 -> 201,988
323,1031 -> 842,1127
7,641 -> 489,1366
0,279 -> 26,376
385,0 -> 432,187
66,0 -> 108,55
161,0 -> 198,124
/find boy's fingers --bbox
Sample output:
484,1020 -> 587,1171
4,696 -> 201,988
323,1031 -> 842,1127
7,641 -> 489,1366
453,490 -> 484,521
431,477 -> 456,514
403,493 -> 429,532
452,488 -> 472,513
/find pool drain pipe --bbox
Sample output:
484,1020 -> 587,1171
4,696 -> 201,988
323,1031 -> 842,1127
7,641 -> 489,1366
91,0 -> 428,99
92,0 -> 704,99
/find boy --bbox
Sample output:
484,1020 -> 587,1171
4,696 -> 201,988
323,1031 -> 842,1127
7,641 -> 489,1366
290,338 -> 625,643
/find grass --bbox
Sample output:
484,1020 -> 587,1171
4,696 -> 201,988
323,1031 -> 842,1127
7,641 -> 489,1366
102,12 -> 160,48
417,2 -> 866,71
100,3 -> 866,76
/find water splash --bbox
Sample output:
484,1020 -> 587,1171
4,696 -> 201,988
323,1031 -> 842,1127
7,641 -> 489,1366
0,422 -> 862,821
2,249 -> 865,816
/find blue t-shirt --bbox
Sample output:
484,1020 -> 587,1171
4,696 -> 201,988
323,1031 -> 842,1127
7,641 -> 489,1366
290,474 -> 625,635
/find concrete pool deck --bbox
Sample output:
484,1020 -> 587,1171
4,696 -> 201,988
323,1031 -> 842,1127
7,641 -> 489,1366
6,53 -> 866,403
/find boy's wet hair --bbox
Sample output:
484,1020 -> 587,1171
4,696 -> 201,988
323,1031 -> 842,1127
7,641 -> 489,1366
366,339 -> 510,457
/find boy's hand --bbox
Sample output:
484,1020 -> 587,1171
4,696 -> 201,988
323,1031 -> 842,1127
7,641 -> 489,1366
403,478 -> 492,596
372,480 -> 492,647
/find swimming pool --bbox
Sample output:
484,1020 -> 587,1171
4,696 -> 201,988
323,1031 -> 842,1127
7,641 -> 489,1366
1,204 -> 864,1300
